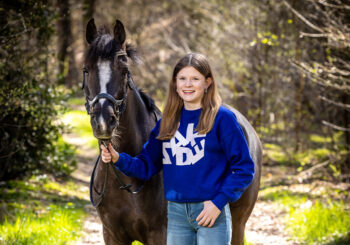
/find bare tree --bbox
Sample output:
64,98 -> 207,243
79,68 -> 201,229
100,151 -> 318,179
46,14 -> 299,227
284,0 -> 350,178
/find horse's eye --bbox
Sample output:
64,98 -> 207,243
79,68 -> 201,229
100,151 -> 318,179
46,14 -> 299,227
117,55 -> 128,63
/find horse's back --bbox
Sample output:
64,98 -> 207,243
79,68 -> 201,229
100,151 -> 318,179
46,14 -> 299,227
222,104 -> 262,244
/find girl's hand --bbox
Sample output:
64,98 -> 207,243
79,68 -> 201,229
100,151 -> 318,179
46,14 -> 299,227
196,200 -> 221,228
100,143 -> 120,163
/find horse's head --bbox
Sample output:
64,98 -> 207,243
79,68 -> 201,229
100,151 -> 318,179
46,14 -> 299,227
83,18 -> 135,141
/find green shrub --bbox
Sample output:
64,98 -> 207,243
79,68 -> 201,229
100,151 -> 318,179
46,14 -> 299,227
0,1 -> 75,180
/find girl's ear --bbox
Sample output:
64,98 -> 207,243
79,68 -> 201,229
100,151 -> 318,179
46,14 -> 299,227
206,77 -> 213,88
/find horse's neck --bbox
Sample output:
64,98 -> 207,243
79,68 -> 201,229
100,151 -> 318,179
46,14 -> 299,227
114,89 -> 153,155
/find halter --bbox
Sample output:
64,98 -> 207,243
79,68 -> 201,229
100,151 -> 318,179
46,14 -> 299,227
82,49 -> 131,117
82,49 -> 145,207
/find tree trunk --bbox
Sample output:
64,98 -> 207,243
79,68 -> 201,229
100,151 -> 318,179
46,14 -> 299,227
56,0 -> 78,87
342,94 -> 350,175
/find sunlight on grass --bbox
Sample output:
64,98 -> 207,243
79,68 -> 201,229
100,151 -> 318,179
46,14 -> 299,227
61,110 -> 98,149
260,187 -> 350,244
0,176 -> 88,245
260,188 -> 308,207
132,241 -> 143,245
67,97 -> 85,106
264,143 -> 290,163
286,200 -> 350,244
43,179 -> 89,201
0,204 -> 85,245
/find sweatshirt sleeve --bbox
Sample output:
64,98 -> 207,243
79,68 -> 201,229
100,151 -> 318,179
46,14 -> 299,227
113,120 -> 163,181
212,112 -> 255,210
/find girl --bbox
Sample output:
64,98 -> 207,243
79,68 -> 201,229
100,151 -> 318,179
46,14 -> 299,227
101,53 -> 254,245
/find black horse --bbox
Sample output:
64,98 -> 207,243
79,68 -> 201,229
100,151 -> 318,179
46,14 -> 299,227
83,18 -> 262,245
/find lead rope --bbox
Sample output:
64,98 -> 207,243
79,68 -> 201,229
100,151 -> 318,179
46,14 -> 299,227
90,145 -> 145,207
89,155 -> 107,207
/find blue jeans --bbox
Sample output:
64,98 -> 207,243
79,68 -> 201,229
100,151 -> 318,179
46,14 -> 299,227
167,201 -> 232,245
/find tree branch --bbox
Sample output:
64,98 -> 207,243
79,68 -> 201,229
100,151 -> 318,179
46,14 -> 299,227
317,0 -> 350,10
283,0 -> 324,33
322,120 -> 350,131
295,160 -> 330,183
300,32 -> 329,38
319,96 -> 350,111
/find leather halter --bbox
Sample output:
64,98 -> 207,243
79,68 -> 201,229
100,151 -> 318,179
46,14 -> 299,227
82,49 -> 130,117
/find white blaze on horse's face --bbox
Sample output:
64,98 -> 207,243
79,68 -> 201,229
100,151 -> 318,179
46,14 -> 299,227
97,59 -> 112,132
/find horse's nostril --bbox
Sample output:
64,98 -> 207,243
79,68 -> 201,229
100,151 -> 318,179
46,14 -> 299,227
109,116 -> 117,126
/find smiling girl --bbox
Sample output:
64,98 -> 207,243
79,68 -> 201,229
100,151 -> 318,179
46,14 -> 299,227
101,53 -> 255,245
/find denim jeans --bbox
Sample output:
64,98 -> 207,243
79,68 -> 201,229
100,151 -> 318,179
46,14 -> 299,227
167,201 -> 232,245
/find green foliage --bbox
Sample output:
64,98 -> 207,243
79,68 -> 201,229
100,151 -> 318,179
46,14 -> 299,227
264,139 -> 341,180
310,134 -> 332,144
286,200 -> 350,245
264,143 -> 291,164
0,1 -> 76,180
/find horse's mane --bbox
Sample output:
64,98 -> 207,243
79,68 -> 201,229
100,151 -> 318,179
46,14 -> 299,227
138,89 -> 158,114
85,26 -> 141,67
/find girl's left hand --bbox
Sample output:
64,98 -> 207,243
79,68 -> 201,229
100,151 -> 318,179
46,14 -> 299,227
196,200 -> 221,227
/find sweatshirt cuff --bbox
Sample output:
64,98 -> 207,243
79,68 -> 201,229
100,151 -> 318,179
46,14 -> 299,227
113,152 -> 127,167
212,193 -> 229,211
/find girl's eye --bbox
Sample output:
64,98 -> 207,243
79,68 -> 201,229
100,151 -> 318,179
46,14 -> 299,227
178,77 -> 185,80
193,77 -> 199,80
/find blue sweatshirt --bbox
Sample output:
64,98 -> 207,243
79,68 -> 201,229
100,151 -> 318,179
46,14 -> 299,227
114,106 -> 255,210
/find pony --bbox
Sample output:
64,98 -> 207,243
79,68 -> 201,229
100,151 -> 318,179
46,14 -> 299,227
83,18 -> 262,245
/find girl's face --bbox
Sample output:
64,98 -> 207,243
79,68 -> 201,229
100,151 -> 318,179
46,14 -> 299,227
176,66 -> 211,110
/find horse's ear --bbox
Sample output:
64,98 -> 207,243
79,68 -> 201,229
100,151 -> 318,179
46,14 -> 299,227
113,19 -> 126,45
86,18 -> 97,44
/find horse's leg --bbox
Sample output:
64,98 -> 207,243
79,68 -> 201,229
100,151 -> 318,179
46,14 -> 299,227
143,231 -> 167,245
230,221 -> 245,245
103,227 -> 131,245
229,205 -> 250,245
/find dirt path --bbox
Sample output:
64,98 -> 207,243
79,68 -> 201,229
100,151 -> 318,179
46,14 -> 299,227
245,200 -> 297,245
65,130 -> 296,244
69,156 -> 297,244
64,133 -> 104,245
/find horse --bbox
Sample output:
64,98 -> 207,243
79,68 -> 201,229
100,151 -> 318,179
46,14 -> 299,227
83,18 -> 262,245
83,18 -> 166,244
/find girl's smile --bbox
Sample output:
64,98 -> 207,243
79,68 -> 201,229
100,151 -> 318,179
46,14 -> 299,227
176,66 -> 211,110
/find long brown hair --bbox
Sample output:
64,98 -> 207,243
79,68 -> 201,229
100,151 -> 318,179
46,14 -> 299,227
157,53 -> 222,140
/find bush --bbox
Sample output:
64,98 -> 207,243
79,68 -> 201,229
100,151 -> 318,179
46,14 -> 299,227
0,0 -> 76,180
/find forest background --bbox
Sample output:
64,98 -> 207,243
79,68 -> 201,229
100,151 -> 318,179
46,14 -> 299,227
0,0 -> 349,244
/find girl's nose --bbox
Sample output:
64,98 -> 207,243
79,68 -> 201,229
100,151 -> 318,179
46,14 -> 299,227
185,79 -> 192,86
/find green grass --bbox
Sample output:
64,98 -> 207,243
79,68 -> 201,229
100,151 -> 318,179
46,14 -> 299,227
0,204 -> 85,245
261,187 -> 350,244
61,110 -> 98,149
260,188 -> 309,207
0,176 -> 89,245
67,97 -> 85,107
286,200 -> 350,245
132,241 -> 143,245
